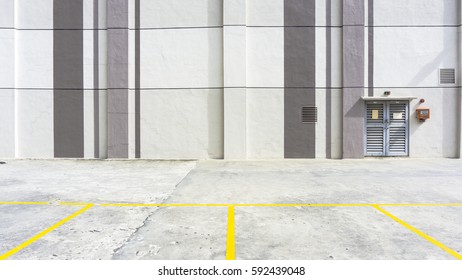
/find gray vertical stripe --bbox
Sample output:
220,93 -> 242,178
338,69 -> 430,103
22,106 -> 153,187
93,0 -> 100,158
342,0 -> 365,158
326,0 -> 332,159
107,0 -> 129,158
284,0 -> 316,159
368,0 -> 374,97
135,0 -> 141,158
53,0 -> 84,158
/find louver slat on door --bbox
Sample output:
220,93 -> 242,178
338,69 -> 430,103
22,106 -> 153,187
365,101 -> 409,157
366,103 -> 385,155
389,127 -> 406,152
366,127 -> 384,154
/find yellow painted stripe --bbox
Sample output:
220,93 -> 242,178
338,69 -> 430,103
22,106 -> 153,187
0,204 -> 94,260
373,205 -> 462,260
226,206 -> 235,260
99,203 -> 231,207
0,202 -> 50,205
234,203 -> 372,207
99,203 -> 374,208
2,201 -> 462,208
59,202 -> 93,206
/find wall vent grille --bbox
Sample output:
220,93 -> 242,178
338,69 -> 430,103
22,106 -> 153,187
302,106 -> 317,123
439,68 -> 456,84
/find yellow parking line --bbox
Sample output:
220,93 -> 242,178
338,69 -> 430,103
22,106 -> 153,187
0,202 -> 50,205
373,205 -> 462,260
98,203 -> 462,208
2,201 -> 462,208
59,202 -> 94,206
99,203 -> 375,207
0,204 -> 94,260
100,203 -> 231,207
235,203 -> 373,207
226,206 -> 235,260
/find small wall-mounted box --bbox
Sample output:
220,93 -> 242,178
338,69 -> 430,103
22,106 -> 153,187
416,108 -> 430,121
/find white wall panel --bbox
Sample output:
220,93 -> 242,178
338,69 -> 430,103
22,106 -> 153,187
83,0 -> 94,30
247,0 -> 283,26
16,90 -> 54,158
17,0 -> 53,29
16,31 -> 54,88
224,26 -> 246,87
374,0 -> 459,26
83,90 -> 95,158
247,28 -> 284,87
374,27 -> 458,88
224,88 -> 247,159
0,30 -> 15,88
140,90 -> 223,159
140,0 -> 223,28
316,90 -> 326,158
0,90 -> 15,157
140,29 -> 223,88
128,89 -> 136,158
247,89 -> 284,159
224,0 -> 245,25
0,0 -> 15,27
408,89 -> 458,158
316,27 -> 326,87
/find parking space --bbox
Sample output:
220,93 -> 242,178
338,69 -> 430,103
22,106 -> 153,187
0,204 -> 81,259
9,206 -> 155,260
113,207 -> 228,260
1,159 -> 462,260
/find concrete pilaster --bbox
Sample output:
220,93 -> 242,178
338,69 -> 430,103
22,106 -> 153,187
342,0 -> 365,158
224,0 -> 247,159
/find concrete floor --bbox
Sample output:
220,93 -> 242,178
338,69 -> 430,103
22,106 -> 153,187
0,158 -> 461,260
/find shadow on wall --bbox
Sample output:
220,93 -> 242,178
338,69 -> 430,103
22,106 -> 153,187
207,0 -> 224,159
208,91 -> 224,159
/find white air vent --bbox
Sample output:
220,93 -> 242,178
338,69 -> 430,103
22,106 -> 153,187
439,68 -> 456,84
302,106 -> 317,123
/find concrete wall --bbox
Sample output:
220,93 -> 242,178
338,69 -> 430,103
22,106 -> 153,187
0,0 -> 460,159
0,0 -> 15,158
371,0 -> 460,158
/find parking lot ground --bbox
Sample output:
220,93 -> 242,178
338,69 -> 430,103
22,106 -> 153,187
0,159 -> 462,260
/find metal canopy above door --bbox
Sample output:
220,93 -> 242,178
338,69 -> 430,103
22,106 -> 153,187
365,101 -> 409,157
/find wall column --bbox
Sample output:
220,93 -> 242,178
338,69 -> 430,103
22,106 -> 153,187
342,0 -> 365,158
458,0 -> 462,158
223,0 -> 247,159
107,0 -> 129,158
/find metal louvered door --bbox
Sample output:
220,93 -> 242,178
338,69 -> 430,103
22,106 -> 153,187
387,101 -> 408,156
365,101 -> 409,157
